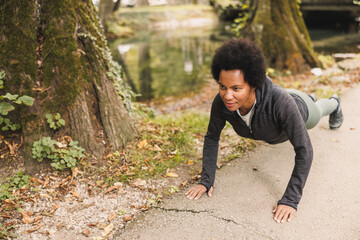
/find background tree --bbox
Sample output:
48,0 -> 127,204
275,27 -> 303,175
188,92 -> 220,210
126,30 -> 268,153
0,0 -> 137,173
238,0 -> 321,73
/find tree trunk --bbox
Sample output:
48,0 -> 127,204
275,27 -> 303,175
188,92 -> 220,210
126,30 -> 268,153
99,0 -> 115,29
0,0 -> 137,173
138,43 -> 153,101
245,0 -> 321,73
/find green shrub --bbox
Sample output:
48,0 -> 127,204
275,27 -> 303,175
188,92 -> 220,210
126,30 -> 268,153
45,113 -> 66,130
32,137 -> 85,170
0,71 -> 34,131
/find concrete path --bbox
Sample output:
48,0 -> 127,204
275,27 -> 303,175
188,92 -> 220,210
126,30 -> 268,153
115,85 -> 360,240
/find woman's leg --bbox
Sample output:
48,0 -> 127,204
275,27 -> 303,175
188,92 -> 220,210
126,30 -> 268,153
286,89 -> 338,129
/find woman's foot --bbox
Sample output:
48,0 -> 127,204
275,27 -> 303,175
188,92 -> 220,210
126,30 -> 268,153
329,95 -> 343,129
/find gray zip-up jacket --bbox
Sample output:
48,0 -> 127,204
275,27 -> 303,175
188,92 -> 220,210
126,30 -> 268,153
200,77 -> 312,210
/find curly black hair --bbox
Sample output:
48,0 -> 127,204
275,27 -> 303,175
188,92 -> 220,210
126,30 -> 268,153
211,38 -> 267,88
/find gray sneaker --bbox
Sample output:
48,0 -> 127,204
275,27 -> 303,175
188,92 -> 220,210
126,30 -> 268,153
329,95 -> 343,129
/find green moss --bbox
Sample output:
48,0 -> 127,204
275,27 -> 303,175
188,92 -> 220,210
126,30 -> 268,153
0,0 -> 37,95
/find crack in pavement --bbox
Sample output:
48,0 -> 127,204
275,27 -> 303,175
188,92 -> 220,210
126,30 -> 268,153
154,206 -> 208,214
155,206 -> 277,240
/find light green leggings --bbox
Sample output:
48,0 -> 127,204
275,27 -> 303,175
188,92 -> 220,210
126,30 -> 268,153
287,89 -> 338,129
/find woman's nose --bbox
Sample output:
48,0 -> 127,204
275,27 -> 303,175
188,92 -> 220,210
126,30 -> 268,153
223,90 -> 233,100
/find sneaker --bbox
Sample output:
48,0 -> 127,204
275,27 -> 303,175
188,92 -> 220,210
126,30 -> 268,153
329,95 -> 343,129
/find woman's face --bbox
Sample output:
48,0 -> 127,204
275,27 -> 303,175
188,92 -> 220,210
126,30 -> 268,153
218,69 -> 256,114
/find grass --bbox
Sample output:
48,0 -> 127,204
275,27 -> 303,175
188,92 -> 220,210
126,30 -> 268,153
82,110 -> 210,185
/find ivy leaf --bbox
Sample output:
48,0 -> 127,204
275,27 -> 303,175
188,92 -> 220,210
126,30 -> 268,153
0,102 -> 15,115
45,113 -> 52,120
58,119 -> 65,126
0,116 -> 3,125
18,95 -> 34,106
2,93 -> 18,101
0,71 -> 5,79
55,113 -> 61,120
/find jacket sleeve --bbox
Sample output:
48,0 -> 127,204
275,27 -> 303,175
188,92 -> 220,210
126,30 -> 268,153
200,94 -> 226,191
275,92 -> 313,210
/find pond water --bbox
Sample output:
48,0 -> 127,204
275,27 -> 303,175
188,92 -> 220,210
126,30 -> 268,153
109,20 -> 360,101
109,21 -> 232,101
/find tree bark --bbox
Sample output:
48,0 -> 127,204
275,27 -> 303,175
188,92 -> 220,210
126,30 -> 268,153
244,0 -> 321,73
0,0 -> 137,173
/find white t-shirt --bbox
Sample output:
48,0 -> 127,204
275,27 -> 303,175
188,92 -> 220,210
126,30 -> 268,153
236,101 -> 256,129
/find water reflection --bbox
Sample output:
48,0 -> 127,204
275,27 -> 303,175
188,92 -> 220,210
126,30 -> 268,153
110,26 -> 229,100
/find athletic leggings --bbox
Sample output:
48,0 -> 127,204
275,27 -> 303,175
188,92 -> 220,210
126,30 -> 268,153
287,89 -> 338,129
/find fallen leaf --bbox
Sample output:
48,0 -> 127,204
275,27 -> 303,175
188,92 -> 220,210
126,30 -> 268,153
43,177 -> 50,187
50,203 -> 60,214
72,167 -> 79,178
30,178 -> 44,185
3,199 -> 16,205
104,153 -> 114,159
133,178 -> 146,187
21,212 -> 33,224
108,212 -> 117,222
108,194 -> 117,199
102,223 -> 114,237
153,144 -> 162,151
123,215 -> 133,222
166,172 -> 179,178
180,180 -> 188,188
82,229 -> 90,237
137,139 -> 148,149
24,222 -> 44,234
187,160 -> 194,165
56,141 -> 67,149
100,183 -> 110,189
56,223 -> 66,231
87,222 -> 98,228
71,191 -> 80,198
33,215 -> 42,223
350,127 -> 355,130
103,185 -> 121,195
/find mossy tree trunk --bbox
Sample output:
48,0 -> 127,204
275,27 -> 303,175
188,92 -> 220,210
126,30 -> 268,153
0,0 -> 137,173
244,0 -> 321,73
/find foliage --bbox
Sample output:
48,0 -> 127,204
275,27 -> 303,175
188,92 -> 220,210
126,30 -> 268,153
85,110 -> 209,184
0,223 -> 16,239
0,171 -> 30,202
230,1 -> 250,36
45,113 -> 66,130
107,60 -> 137,112
32,137 -> 85,170
0,71 -> 34,131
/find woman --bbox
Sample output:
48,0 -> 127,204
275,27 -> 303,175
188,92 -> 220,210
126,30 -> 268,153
185,38 -> 343,223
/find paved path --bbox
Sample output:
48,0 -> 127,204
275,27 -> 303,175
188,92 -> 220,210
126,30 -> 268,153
115,85 -> 360,240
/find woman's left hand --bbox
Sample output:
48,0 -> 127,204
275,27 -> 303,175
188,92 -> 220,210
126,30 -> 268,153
272,203 -> 296,223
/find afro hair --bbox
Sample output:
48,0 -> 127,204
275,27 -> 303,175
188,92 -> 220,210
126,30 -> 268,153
211,38 -> 267,88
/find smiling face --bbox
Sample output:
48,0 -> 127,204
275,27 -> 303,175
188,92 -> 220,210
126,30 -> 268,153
218,69 -> 256,114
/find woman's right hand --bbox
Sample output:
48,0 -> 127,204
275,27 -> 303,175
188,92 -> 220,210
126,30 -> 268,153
185,185 -> 214,200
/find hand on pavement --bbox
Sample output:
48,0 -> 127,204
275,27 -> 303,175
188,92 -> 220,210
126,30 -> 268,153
186,185 -> 214,200
272,203 -> 296,223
